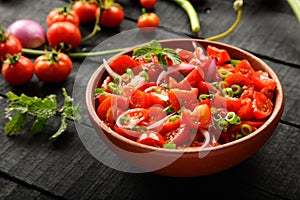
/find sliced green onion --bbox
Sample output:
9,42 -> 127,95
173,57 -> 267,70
163,141 -> 177,149
213,113 -> 223,122
231,84 -> 242,96
199,94 -> 211,101
113,77 -> 119,84
218,68 -> 231,79
216,119 -> 228,132
164,106 -> 174,115
235,133 -> 243,140
230,59 -> 240,66
139,70 -> 149,80
218,81 -> 229,90
108,82 -> 117,92
119,116 -> 130,124
222,87 -> 234,97
121,73 -> 131,83
94,88 -> 105,96
169,115 -> 179,122
133,126 -> 147,132
210,107 -> 218,115
225,112 -> 239,124
126,68 -> 134,77
241,124 -> 252,135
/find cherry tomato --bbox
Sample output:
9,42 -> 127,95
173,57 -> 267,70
160,115 -> 182,135
33,52 -> 72,82
251,71 -> 277,92
0,33 -> 22,62
182,104 -> 211,129
109,55 -> 139,75
252,91 -> 273,119
47,21 -> 81,49
114,125 -> 143,141
137,12 -> 159,29
207,45 -> 231,65
176,48 -> 195,63
224,73 -> 253,88
213,95 -> 241,113
116,108 -> 149,129
234,59 -> 254,78
96,5 -> 124,28
140,0 -> 157,9
164,124 -> 192,146
46,7 -> 80,27
137,130 -> 165,147
1,54 -> 34,85
168,89 -> 198,111
129,90 -> 150,109
72,1 -> 98,23
236,97 -> 254,120
97,96 -> 116,127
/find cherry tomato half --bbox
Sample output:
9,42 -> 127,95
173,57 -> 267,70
253,91 -> 273,119
109,55 -> 139,75
137,130 -> 165,147
207,45 -> 230,65
182,104 -> 211,129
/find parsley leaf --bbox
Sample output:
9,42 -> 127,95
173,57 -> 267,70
132,40 -> 181,70
3,88 -> 81,140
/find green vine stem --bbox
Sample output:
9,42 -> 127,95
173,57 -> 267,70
205,0 -> 243,41
286,0 -> 300,23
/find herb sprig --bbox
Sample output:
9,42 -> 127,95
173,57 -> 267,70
4,88 -> 81,140
132,40 -> 181,70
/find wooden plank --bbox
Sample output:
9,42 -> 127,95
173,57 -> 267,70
0,176 -> 56,200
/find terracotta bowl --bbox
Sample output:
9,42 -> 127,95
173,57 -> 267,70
85,39 -> 284,177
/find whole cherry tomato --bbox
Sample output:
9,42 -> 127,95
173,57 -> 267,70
96,5 -> 124,28
137,12 -> 159,29
46,6 -> 80,27
1,53 -> 34,85
0,32 -> 22,62
72,1 -> 99,23
47,21 -> 81,50
140,0 -> 157,9
34,52 -> 72,82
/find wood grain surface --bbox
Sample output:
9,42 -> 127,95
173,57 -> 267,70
0,0 -> 299,199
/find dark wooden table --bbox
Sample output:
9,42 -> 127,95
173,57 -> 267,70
0,0 -> 299,199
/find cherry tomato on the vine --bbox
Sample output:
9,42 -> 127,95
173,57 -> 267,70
47,21 -> 81,50
46,6 -> 80,27
96,5 -> 124,28
140,0 -> 157,10
34,52 -> 73,83
137,12 -> 159,29
0,33 -> 22,62
1,54 -> 34,85
72,1 -> 99,23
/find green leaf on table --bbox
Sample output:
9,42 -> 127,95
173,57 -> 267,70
3,88 -> 81,141
4,112 -> 26,136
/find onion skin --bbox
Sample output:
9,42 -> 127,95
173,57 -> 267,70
6,19 -> 46,48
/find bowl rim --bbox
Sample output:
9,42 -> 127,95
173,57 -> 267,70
85,38 -> 285,155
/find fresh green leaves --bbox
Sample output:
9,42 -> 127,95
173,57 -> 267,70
4,88 -> 81,140
132,40 -> 181,70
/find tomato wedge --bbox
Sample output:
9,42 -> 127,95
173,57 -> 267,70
236,97 -> 254,120
137,131 -> 165,147
129,90 -> 150,109
253,92 -> 273,119
224,73 -> 253,88
109,55 -> 139,75
234,59 -> 254,78
251,71 -> 277,92
207,45 -> 231,65
182,104 -> 211,129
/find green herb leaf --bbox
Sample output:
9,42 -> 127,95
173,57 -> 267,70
49,116 -> 68,141
31,117 -> 48,134
4,112 -> 26,136
132,40 -> 181,69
